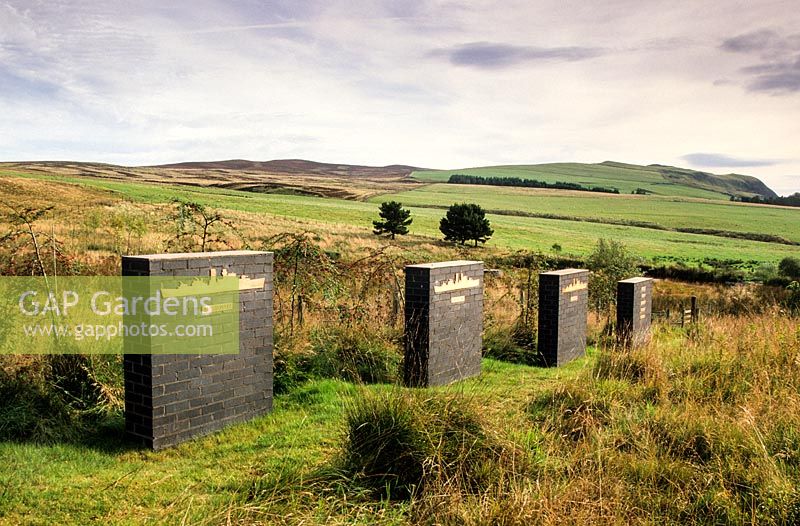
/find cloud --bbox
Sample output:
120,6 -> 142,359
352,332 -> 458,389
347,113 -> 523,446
681,153 -> 779,168
741,57 -> 800,93
430,41 -> 604,69
721,29 -> 783,54
0,1 -> 799,193
720,28 -> 800,93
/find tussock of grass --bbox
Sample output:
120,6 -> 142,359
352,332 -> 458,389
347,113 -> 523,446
338,389 -> 511,501
0,355 -> 122,443
482,322 -> 540,366
274,325 -> 402,394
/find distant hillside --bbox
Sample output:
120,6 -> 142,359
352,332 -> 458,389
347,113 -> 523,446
0,159 -> 425,201
1,158 -> 778,201
153,159 -> 421,179
640,163 -> 778,199
413,161 -> 778,200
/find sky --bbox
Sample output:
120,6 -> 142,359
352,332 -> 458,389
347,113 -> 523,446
1,0 -> 799,194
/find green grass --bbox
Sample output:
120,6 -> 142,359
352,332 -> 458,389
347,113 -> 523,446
3,171 -> 797,265
373,183 -> 800,243
0,360 -> 573,525
411,162 -> 731,199
4,312 -> 800,524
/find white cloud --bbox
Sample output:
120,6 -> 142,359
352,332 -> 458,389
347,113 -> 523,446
0,0 -> 798,194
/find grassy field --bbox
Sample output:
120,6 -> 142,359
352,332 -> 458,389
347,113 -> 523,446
411,163 -> 733,199
1,171 -> 798,265
372,183 -> 800,244
2,166 -> 800,524
0,359 -> 572,525
3,312 -> 800,525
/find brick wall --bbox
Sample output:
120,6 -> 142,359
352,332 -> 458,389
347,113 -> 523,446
122,250 -> 273,450
537,269 -> 589,367
404,260 -> 483,387
616,277 -> 653,346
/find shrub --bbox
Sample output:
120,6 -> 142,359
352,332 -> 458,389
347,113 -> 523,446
779,257 -> 800,280
586,239 -> 639,314
0,355 -> 122,443
0,368 -> 77,442
310,326 -> 401,384
482,322 -> 539,366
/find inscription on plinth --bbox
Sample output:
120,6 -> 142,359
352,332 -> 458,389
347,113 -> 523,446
404,260 -> 484,387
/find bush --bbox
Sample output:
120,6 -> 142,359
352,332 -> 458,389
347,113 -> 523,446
0,369 -> 78,442
779,257 -> 800,280
587,239 -> 639,314
310,327 -> 401,384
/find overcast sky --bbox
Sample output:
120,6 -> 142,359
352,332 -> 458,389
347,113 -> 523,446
1,0 -> 799,194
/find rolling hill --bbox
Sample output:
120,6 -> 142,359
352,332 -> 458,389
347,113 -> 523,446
0,158 -> 779,201
412,161 -> 778,200
152,159 -> 421,179
0,159 -> 424,200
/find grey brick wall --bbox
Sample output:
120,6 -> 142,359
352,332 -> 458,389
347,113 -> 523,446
537,269 -> 589,367
616,277 -> 653,346
122,250 -> 273,450
404,260 -> 483,387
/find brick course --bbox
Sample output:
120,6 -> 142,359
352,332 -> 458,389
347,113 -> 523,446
404,260 -> 483,387
122,250 -> 273,450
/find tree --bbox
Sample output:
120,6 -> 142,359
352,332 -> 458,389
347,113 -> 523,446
778,257 -> 800,280
439,203 -> 494,247
169,199 -> 235,252
372,201 -> 412,240
586,238 -> 639,314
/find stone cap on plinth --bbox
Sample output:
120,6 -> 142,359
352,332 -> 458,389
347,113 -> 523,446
125,250 -> 271,261
619,277 -> 652,284
405,260 -> 482,270
541,268 -> 589,276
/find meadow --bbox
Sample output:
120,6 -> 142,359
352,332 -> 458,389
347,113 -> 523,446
2,171 -> 798,266
1,168 -> 800,525
3,314 -> 800,525
373,183 -> 800,243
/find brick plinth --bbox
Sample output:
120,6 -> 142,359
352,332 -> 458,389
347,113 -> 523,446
616,277 -> 653,346
537,269 -> 589,367
122,250 -> 273,450
404,260 -> 483,387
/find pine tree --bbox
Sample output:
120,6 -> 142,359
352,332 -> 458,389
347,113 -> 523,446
439,203 -> 494,247
372,201 -> 412,240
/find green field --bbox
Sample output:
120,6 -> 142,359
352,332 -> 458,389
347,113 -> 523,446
412,162 -> 734,199
4,171 -> 799,264
0,359 -> 568,524
372,183 -> 800,243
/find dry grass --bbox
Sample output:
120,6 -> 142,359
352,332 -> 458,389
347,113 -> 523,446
0,160 -> 425,201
